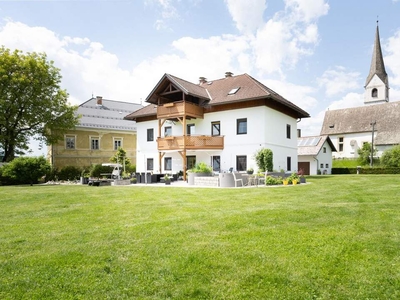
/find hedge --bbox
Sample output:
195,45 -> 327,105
332,167 -> 400,174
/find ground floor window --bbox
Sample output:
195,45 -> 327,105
65,135 -> 75,149
287,156 -> 292,171
236,155 -> 247,172
91,137 -> 99,150
187,156 -> 196,170
211,156 -> 220,172
147,158 -> 154,171
164,157 -> 172,171
114,138 -> 122,150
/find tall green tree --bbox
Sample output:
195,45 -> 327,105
0,47 -> 79,162
110,147 -> 131,166
254,148 -> 273,172
357,142 -> 376,166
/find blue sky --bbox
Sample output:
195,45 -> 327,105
1,0 -> 400,156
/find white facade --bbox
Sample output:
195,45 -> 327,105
136,106 -> 299,174
328,132 -> 380,159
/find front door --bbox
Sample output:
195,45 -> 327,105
298,162 -> 310,175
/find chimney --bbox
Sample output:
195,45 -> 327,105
225,71 -> 233,78
96,96 -> 103,106
297,129 -> 301,138
199,77 -> 207,84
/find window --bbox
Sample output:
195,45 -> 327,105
323,147 -> 326,153
147,128 -> 154,142
338,137 -> 344,152
65,136 -> 75,149
372,88 -> 378,98
325,163 -> 329,168
211,121 -> 221,136
164,157 -> 172,171
211,156 -> 221,172
286,124 -> 291,139
228,87 -> 240,95
147,158 -> 154,171
320,163 -> 324,168
237,118 -> 247,135
164,126 -> 172,137
186,156 -> 196,170
91,137 -> 99,150
236,155 -> 247,172
114,138 -> 122,150
287,156 -> 292,171
187,124 -> 195,135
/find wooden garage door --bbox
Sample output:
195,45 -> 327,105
298,162 -> 310,175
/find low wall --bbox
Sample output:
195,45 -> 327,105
194,176 -> 219,187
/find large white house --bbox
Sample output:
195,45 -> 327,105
125,72 -> 309,180
320,23 -> 400,159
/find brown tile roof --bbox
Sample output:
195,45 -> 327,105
320,101 -> 400,145
126,73 -> 310,120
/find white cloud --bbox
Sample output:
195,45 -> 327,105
318,66 -> 361,97
385,29 -> 400,87
145,0 -> 180,30
284,0 -> 329,23
327,92 -> 364,110
224,0 -> 266,34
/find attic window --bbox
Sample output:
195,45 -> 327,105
228,87 -> 240,95
329,125 -> 334,129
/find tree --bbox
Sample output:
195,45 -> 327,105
381,145 -> 400,167
110,147 -> 131,166
0,47 -> 79,162
254,148 -> 273,172
357,142 -> 376,166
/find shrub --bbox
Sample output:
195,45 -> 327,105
265,176 -> 283,185
381,145 -> 400,167
189,162 -> 212,174
57,165 -> 82,181
90,164 -> 113,178
288,172 -> 299,184
1,156 -> 51,185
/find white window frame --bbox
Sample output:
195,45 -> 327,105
65,135 -> 76,150
90,136 -> 100,150
113,137 -> 123,150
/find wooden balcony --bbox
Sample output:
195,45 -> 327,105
157,101 -> 204,119
157,135 -> 224,151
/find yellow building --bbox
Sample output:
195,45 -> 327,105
48,96 -> 142,169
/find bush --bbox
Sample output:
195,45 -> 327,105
57,165 -> 82,181
265,176 -> 283,185
189,162 -> 212,174
0,156 -> 51,185
381,145 -> 400,167
332,167 -> 400,174
90,164 -> 113,178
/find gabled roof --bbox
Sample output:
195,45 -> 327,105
126,73 -> 310,120
78,97 -> 142,131
365,24 -> 388,87
320,101 -> 400,145
298,135 -> 337,156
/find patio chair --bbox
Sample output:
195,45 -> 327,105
232,172 -> 243,187
258,171 -> 268,185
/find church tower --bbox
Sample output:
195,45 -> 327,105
364,22 -> 389,105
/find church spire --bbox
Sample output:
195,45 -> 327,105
364,21 -> 389,104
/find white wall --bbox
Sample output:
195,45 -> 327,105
135,106 -> 299,174
329,132 -> 376,159
365,75 -> 388,104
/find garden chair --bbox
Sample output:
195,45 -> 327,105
258,171 -> 268,185
232,172 -> 243,187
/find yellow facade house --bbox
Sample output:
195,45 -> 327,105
48,96 -> 142,169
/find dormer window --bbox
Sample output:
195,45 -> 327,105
372,88 -> 378,98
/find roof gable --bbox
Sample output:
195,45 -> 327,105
298,135 -> 337,156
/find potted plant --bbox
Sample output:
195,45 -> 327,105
187,162 -> 213,185
130,177 -> 137,184
164,174 -> 171,185
247,168 -> 254,175
298,169 -> 306,184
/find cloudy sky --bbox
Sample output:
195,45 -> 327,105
1,0 -> 400,156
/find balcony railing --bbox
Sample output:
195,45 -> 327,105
157,101 -> 204,119
157,135 -> 224,151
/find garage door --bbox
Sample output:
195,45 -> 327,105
298,162 -> 310,175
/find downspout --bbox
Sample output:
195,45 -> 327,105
313,156 -> 319,175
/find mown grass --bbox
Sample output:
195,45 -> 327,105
1,176 -> 399,299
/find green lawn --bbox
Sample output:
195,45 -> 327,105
1,176 -> 399,299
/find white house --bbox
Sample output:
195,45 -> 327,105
298,135 -> 337,175
125,72 -> 310,180
320,23 -> 400,159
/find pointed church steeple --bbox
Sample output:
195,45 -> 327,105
364,21 -> 389,104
